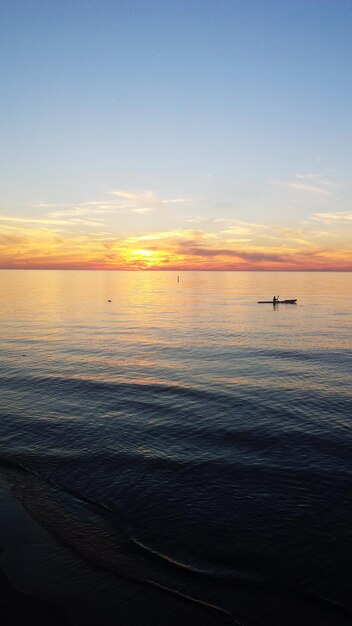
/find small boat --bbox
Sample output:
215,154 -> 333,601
257,299 -> 297,304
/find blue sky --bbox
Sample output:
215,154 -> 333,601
1,0 -> 351,269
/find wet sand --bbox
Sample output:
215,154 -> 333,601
0,472 -> 224,626
0,473 -> 73,625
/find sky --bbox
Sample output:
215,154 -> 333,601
1,0 -> 352,270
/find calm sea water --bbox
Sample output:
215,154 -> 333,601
0,270 -> 351,625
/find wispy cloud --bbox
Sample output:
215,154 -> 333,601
47,207 -> 95,218
272,180 -> 330,195
35,203 -> 70,208
272,172 -> 336,195
125,229 -> 207,244
313,211 -> 352,224
163,198 -> 190,204
1,218 -> 351,270
0,215 -> 70,225
0,214 -> 103,228
295,173 -> 335,186
186,215 -> 210,224
110,190 -> 191,212
1,186 -> 351,270
111,190 -> 156,202
0,233 -> 29,245
28,191 -> 192,227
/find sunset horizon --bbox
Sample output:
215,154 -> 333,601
1,3 -> 352,625
1,2 -> 352,272
1,204 -> 351,271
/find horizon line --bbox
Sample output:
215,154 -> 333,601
0,268 -> 351,273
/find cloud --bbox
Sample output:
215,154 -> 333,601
313,211 -> 352,224
271,172 -> 338,195
1,220 -> 351,270
47,207 -> 93,218
295,173 -> 335,186
224,238 -> 252,244
132,207 -> 154,213
0,215 -> 69,225
36,203 -> 70,208
162,198 -> 190,204
176,245 -> 290,263
0,214 -> 103,228
126,229 -> 206,243
186,215 -> 210,224
2,186 -> 352,270
0,233 -> 28,245
46,203 -> 123,218
111,190 -> 157,202
110,190 -> 191,212
272,180 -> 330,195
221,226 -> 253,236
25,191 -> 192,232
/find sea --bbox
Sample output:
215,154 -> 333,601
0,270 -> 351,626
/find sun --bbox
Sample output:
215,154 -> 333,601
126,248 -> 159,268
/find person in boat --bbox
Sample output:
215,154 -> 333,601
273,295 -> 279,304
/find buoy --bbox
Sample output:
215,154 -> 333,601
108,299 -> 112,302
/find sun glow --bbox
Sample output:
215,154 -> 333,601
124,248 -> 161,269
133,249 -> 154,257
1,204 -> 352,271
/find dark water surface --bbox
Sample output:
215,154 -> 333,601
0,270 -> 351,625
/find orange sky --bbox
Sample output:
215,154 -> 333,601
0,195 -> 351,271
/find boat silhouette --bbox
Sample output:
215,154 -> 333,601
257,299 -> 297,304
